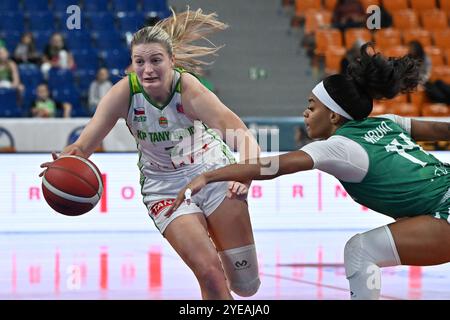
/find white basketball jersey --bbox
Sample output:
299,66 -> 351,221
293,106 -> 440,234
126,69 -> 235,179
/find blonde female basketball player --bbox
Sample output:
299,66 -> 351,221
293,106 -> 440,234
40,8 -> 261,299
170,43 -> 450,300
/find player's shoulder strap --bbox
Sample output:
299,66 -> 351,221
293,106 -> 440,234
173,67 -> 205,93
128,72 -> 142,95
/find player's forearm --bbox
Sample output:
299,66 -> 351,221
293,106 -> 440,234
203,162 -> 271,185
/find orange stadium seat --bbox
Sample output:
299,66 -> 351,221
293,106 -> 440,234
410,0 -> 437,12
409,87 -> 427,109
425,46 -> 444,66
370,101 -> 388,116
323,0 -> 337,11
439,0 -> 450,15
382,0 -> 408,12
430,65 -> 450,82
393,10 -> 419,30
421,10 -> 448,32
304,10 -> 332,35
294,0 -> 322,17
325,46 -> 346,74
433,30 -> 450,50
344,28 -> 372,49
360,0 -> 380,9
421,103 -> 450,117
390,102 -> 421,117
444,48 -> 450,65
402,29 -> 432,47
374,28 -> 402,50
381,45 -> 409,57
315,28 -> 343,56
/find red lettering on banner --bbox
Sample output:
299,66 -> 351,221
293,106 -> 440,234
150,199 -> 175,217
100,173 -> 107,213
148,248 -> 162,289
121,187 -> 135,200
29,265 -> 41,284
251,185 -> 262,198
100,251 -> 108,290
29,187 -> 40,200
121,263 -> 136,284
292,185 -> 304,198
335,185 -> 347,198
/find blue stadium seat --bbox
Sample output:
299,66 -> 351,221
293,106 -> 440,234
63,31 -> 93,50
93,31 -> 125,50
52,86 -> 88,117
0,13 -> 25,33
48,68 -> 75,91
1,32 -> 21,53
142,0 -> 171,19
75,69 -> 97,92
0,88 -> 21,117
22,0 -> 50,12
83,0 -> 109,12
28,12 -> 56,32
72,48 -> 100,70
101,48 -> 130,70
87,12 -> 116,31
116,12 -> 145,32
52,0 -> 81,13
18,64 -> 44,91
0,1 -> 20,11
111,0 -> 137,12
32,31 -> 53,52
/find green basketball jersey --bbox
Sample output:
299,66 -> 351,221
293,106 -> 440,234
334,117 -> 449,219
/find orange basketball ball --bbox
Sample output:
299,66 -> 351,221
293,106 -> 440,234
42,156 -> 103,216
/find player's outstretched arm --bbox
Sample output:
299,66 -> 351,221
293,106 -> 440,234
39,77 -> 130,176
167,150 -> 314,215
411,119 -> 450,141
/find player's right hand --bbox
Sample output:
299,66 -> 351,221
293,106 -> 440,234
39,146 -> 85,177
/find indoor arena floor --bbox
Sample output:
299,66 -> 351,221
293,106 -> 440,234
1,229 -> 449,300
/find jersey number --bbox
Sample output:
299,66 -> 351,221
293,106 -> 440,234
385,133 -> 429,167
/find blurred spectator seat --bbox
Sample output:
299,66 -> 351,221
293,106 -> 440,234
382,0 -> 408,12
325,46 -> 346,75
315,28 -> 343,56
344,28 -> 372,49
392,10 -> 419,30
292,0 -> 322,26
374,28 -> 402,50
381,45 -> 409,58
22,0 -> 49,12
421,10 -> 448,32
112,0 -> 138,12
432,30 -> 450,50
441,0 -> 450,15
402,29 -> 432,47
410,0 -> 437,12
421,103 -> 450,116
425,46 -> 444,67
0,88 -> 21,117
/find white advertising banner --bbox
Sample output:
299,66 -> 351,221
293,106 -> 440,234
0,118 -> 136,152
2,152 -> 448,233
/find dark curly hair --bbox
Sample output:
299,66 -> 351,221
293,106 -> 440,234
322,42 -> 421,120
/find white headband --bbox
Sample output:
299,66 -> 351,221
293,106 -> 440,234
312,81 -> 354,120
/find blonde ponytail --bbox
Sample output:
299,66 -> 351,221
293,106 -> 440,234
131,7 -> 228,74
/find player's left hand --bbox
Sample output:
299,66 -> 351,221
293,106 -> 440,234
226,181 -> 250,199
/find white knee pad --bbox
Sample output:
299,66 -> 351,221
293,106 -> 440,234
218,244 -> 260,297
344,225 -> 401,300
